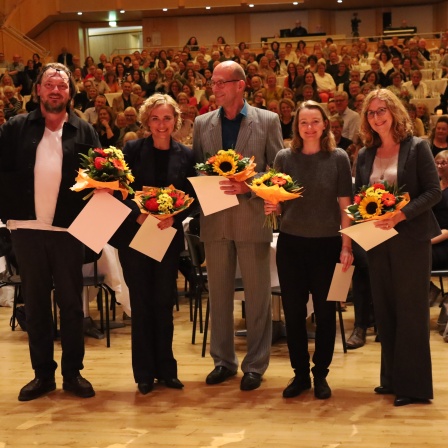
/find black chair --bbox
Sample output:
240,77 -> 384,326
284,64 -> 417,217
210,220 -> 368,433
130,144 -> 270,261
184,232 -> 244,357
0,227 -> 23,331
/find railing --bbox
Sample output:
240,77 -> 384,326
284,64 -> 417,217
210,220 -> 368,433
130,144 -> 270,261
1,24 -> 50,59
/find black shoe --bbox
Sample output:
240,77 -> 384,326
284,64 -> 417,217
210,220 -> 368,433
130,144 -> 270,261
240,372 -> 262,391
393,396 -> 430,407
282,375 -> 311,398
62,375 -> 95,398
162,378 -> 184,389
205,366 -> 237,385
374,386 -> 394,395
138,381 -> 154,395
18,377 -> 56,402
83,317 -> 104,339
314,377 -> 331,399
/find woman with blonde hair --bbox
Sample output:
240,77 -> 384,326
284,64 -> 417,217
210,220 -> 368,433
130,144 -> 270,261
356,88 -> 440,406
114,93 -> 196,394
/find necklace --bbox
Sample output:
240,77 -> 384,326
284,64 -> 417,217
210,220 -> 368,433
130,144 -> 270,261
378,155 -> 395,180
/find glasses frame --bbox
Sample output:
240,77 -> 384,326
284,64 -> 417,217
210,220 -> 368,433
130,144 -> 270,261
210,79 -> 241,88
366,107 -> 388,120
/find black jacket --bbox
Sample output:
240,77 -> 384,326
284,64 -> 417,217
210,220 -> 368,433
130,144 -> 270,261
0,108 -> 101,227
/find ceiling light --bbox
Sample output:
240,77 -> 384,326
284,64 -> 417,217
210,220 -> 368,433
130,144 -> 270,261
77,12 -> 82,15
337,0 -> 342,2
109,21 -> 117,27
249,4 -> 254,7
293,1 -> 299,4
206,6 -> 211,9
120,10 -> 125,13
163,8 -> 168,11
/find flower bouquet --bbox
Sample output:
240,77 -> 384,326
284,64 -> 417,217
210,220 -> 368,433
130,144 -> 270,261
247,169 -> 303,229
133,185 -> 194,220
345,181 -> 410,223
71,146 -> 135,200
195,149 -> 256,182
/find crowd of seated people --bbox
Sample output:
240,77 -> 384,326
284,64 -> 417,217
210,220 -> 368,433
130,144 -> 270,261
0,34 -> 446,148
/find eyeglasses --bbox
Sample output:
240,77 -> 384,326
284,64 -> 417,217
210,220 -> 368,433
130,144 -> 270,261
436,161 -> 448,167
42,82 -> 69,91
210,79 -> 241,88
366,107 -> 388,119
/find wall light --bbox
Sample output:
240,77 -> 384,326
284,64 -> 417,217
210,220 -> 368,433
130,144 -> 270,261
77,12 -> 82,15
249,4 -> 254,7
120,10 -> 125,13
206,6 -> 211,9
163,8 -> 168,11
109,21 -> 117,27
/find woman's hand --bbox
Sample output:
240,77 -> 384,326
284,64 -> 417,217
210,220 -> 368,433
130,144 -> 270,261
93,188 -> 114,195
157,216 -> 174,230
220,179 -> 250,195
374,210 -> 406,230
340,246 -> 354,272
264,200 -> 280,216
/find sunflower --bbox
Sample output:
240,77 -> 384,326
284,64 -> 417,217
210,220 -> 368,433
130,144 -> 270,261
212,153 -> 237,176
252,172 -> 272,186
358,196 -> 383,219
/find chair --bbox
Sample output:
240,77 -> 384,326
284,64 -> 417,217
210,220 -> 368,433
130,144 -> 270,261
0,227 -> 23,331
184,232 -> 244,357
271,285 -> 347,353
82,247 -> 117,348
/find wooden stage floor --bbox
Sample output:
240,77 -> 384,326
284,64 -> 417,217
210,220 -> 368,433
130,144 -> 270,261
0,296 -> 448,447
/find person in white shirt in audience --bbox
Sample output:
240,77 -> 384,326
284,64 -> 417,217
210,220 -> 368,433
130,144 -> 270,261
403,70 -> 428,99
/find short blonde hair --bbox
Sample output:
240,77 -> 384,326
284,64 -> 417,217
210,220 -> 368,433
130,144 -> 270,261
139,93 -> 182,132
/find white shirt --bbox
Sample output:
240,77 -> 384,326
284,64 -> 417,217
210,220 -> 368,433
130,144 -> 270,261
8,126 -> 66,231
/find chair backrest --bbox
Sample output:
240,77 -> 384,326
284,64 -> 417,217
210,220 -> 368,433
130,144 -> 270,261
184,232 -> 205,268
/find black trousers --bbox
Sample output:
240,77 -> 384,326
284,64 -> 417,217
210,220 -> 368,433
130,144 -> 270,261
276,232 -> 341,379
367,232 -> 433,399
11,229 -> 85,379
118,242 -> 179,384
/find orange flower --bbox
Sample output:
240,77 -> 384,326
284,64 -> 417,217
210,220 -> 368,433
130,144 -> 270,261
372,183 -> 385,191
207,156 -> 216,164
381,192 -> 396,207
271,176 -> 287,186
354,194 -> 361,205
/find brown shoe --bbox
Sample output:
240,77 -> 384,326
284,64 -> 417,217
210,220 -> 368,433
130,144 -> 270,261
346,327 -> 366,350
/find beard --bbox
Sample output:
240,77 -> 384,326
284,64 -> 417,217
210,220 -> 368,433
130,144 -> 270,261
42,99 -> 68,113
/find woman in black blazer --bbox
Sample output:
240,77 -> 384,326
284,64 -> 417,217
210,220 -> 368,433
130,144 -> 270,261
356,89 -> 441,406
116,94 -> 196,395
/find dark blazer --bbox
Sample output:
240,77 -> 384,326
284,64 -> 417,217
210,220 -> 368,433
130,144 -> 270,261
355,136 -> 441,241
110,136 -> 197,250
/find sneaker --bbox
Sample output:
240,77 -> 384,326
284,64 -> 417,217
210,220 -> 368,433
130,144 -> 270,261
282,375 -> 311,398
314,377 -> 331,399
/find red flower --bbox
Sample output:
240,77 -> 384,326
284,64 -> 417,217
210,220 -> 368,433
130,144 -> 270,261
94,148 -> 108,157
271,176 -> 287,186
372,183 -> 385,191
354,195 -> 362,205
207,156 -> 216,164
237,153 -> 243,160
381,193 -> 396,207
144,198 -> 159,212
94,157 -> 107,170
174,198 -> 184,207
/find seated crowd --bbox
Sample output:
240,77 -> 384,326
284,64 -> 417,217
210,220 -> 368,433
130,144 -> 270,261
0,34 -> 447,151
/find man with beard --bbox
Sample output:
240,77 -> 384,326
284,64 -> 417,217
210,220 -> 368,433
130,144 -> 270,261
0,63 -> 101,401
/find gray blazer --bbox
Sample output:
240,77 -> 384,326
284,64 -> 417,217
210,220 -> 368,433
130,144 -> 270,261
355,136 -> 441,241
192,104 -> 283,242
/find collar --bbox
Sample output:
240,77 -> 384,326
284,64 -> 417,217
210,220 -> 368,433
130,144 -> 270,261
218,100 -> 248,119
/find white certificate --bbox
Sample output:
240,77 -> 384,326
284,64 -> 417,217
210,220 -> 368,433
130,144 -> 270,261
129,214 -> 177,262
68,192 -> 131,254
340,221 -> 398,251
188,176 -> 239,216
327,263 -> 355,302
